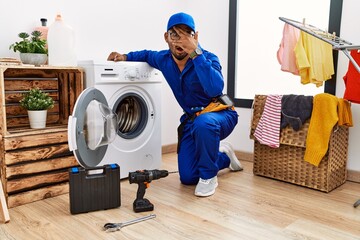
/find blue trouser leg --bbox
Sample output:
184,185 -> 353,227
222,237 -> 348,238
178,109 -> 238,185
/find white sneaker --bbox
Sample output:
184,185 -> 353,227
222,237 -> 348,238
220,141 -> 243,171
194,176 -> 218,197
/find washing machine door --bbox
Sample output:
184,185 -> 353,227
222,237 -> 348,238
68,87 -> 118,167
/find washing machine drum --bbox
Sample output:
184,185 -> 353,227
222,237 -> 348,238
68,87 -> 118,167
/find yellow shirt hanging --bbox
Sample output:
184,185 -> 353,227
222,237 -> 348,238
294,31 -> 334,87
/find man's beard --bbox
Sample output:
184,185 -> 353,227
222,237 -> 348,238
171,50 -> 188,61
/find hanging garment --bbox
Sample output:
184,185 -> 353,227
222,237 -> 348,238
280,94 -> 313,131
294,31 -> 334,87
304,93 -> 353,166
254,95 -> 283,148
338,98 -> 353,127
304,93 -> 338,166
277,23 -> 300,75
343,50 -> 360,104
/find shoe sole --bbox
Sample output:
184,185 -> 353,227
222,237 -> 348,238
221,142 -> 243,171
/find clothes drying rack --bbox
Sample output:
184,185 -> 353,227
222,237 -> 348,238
280,17 -> 360,208
279,17 -> 360,73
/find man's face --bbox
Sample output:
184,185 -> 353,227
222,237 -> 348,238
165,24 -> 194,61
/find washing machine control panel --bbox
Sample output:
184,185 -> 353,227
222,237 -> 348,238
79,61 -> 163,86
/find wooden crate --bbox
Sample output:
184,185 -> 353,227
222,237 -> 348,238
0,66 -> 83,208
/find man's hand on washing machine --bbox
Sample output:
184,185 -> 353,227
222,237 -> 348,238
107,52 -> 127,62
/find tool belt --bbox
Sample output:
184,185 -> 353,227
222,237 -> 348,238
177,94 -> 235,153
195,101 -> 234,117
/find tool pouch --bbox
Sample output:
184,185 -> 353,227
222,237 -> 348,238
177,94 -> 235,153
195,102 -> 232,116
196,94 -> 235,116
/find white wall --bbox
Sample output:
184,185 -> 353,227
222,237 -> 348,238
1,0 -> 359,171
0,0 -> 228,146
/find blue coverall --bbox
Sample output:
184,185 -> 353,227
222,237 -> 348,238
126,48 -> 238,184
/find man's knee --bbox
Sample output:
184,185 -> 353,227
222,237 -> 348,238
179,171 -> 198,185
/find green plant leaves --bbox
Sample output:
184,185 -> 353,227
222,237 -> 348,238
20,88 -> 54,110
9,31 -> 47,54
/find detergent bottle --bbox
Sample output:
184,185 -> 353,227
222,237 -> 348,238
34,18 -> 48,41
47,14 -> 77,66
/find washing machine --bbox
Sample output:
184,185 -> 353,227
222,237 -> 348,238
68,60 -> 163,178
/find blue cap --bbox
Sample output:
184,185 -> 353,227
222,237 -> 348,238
167,12 -> 195,32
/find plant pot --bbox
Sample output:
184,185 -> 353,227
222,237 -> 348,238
20,53 -> 47,66
27,110 -> 47,129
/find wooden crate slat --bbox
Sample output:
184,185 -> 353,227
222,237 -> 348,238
4,79 -> 58,91
3,127 -> 68,137
4,92 -> 25,104
6,171 -> 69,193
6,114 -> 60,130
5,156 -> 78,178
7,182 -> 69,208
68,72 -> 76,116
0,68 -> 6,134
6,103 -> 59,116
58,72 -> 70,124
75,72 -> 83,99
0,140 -> 5,191
5,91 -> 59,104
3,130 -> 68,150
5,143 -> 72,165
3,68 -> 58,78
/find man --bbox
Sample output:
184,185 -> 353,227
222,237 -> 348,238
108,12 -> 242,197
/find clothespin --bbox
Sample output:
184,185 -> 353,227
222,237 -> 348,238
302,18 -> 306,26
332,32 -> 336,40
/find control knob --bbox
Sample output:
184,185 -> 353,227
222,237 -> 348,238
126,69 -> 138,80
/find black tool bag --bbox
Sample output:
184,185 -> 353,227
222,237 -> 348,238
69,164 -> 121,214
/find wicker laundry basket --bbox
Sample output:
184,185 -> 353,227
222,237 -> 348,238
250,95 -> 349,192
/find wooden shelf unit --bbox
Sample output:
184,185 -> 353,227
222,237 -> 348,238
0,65 -> 83,208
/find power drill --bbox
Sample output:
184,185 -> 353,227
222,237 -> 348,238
128,169 -> 170,213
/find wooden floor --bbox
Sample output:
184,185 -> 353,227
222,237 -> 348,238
1,152 -> 360,240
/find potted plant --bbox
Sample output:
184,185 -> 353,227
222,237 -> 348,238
20,88 -> 54,129
9,31 -> 48,66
